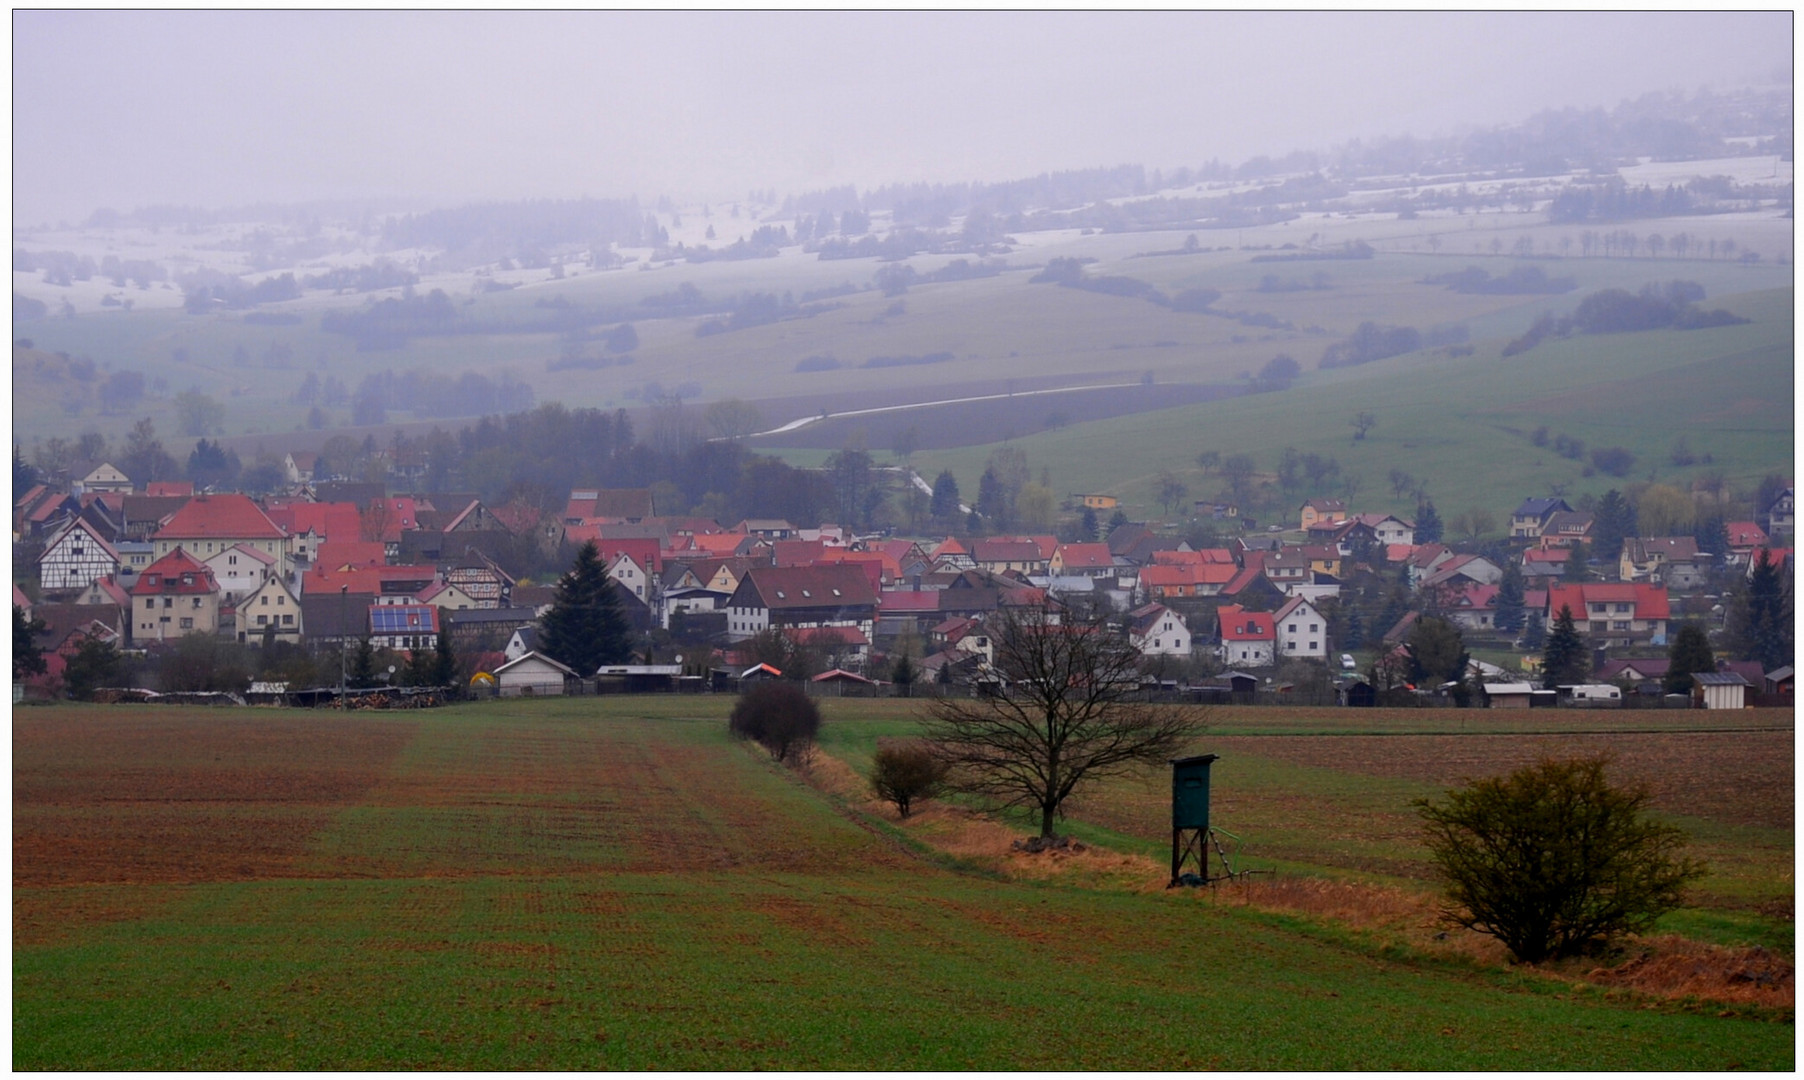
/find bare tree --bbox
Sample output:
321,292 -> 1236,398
704,398 -> 765,441
922,605 -> 1209,839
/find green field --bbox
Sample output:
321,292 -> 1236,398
14,209 -> 1792,494
830,284 -> 1793,524
15,699 -> 1793,1069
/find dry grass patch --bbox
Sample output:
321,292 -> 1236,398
1581,936 -> 1794,1011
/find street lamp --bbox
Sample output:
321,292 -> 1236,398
339,584 -> 349,701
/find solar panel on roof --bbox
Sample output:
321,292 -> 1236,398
370,606 -> 433,633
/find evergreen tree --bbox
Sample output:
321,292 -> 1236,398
975,467 -> 1009,527
431,631 -> 458,687
1415,499 -> 1443,545
1662,621 -> 1715,695
1541,605 -> 1590,688
929,470 -> 961,522
1591,489 -> 1636,565
1106,509 -> 1130,533
350,638 -> 378,689
539,541 -> 632,676
891,651 -> 916,697
1079,506 -> 1100,542
62,637 -> 122,699
1519,609 -> 1546,651
14,604 -> 47,679
1726,548 -> 1792,671
1494,563 -> 1526,634
1407,616 -> 1470,686
1693,514 -> 1730,566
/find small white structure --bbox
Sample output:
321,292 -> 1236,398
1561,684 -> 1622,707
1482,682 -> 1535,709
494,651 -> 578,696
1693,671 -> 1749,710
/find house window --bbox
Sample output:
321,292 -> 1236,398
1615,603 -> 1630,613
283,614 -> 293,625
1590,621 -> 1606,632
1613,621 -> 1630,631
145,598 -> 154,609
261,596 -> 269,606
1309,641 -> 1318,650
164,598 -> 173,608
1309,624 -> 1318,632
179,617 -> 193,629
257,615 -> 268,626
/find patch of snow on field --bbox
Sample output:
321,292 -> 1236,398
1619,155 -> 1790,187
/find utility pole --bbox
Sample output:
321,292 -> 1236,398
339,584 -> 349,702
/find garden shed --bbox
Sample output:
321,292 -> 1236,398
1693,671 -> 1749,711
494,651 -> 578,696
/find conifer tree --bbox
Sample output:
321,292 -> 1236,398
1494,563 -> 1526,634
1541,605 -> 1589,688
1662,622 -> 1715,695
431,630 -> 458,688
1415,499 -> 1443,545
539,541 -> 631,676
1726,548 -> 1792,671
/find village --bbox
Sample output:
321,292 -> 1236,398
14,452 -> 1794,711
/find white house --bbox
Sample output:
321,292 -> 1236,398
1127,603 -> 1190,657
206,543 -> 277,603
608,552 -> 651,604
38,517 -> 121,593
1216,605 -> 1276,667
1273,596 -> 1329,659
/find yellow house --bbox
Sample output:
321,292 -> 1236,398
1298,498 -> 1348,531
1075,494 -> 1118,510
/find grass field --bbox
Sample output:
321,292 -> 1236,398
838,284 -> 1793,523
15,699 -> 1793,1069
14,209 -> 1791,475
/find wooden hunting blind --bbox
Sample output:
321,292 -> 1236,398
1168,753 -> 1258,887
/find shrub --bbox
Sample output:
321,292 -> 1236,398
1414,756 -> 1705,964
869,740 -> 947,818
728,681 -> 821,763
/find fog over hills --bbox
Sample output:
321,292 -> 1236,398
13,10 -> 1791,226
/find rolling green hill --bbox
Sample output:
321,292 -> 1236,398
781,285 -> 1793,524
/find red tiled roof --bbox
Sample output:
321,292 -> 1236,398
1725,522 -> 1769,548
791,626 -> 870,648
1217,605 -> 1274,641
154,494 -> 285,541
878,590 -> 941,613
1055,543 -> 1114,570
1546,583 -> 1670,620
144,481 -> 193,497
132,549 -> 218,596
737,564 -> 879,610
314,541 -> 387,569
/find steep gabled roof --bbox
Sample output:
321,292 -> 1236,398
153,494 -> 285,541
131,548 -> 218,595
1216,605 -> 1274,641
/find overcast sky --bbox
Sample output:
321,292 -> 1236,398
12,10 -> 1793,226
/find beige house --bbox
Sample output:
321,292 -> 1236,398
238,575 -> 303,645
78,462 -> 134,494
131,548 -> 221,643
152,494 -> 292,579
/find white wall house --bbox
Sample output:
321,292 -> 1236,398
1274,596 -> 1329,659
